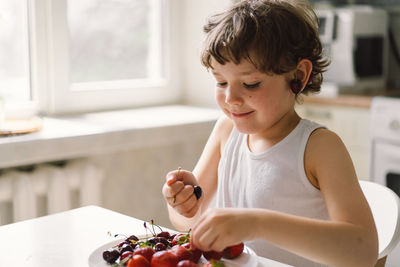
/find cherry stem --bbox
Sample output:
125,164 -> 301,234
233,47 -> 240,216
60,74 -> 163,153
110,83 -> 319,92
144,222 -> 149,236
151,220 -> 156,236
150,219 -> 163,233
177,167 -> 181,178
186,229 -> 192,238
144,221 -> 156,236
113,233 -> 128,239
156,224 -> 163,233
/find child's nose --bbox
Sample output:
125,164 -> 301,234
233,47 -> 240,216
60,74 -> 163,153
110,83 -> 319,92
225,85 -> 243,105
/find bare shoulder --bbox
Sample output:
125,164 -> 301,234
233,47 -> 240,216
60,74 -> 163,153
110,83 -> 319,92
307,128 -> 346,156
310,128 -> 340,141
305,127 -> 358,189
213,115 -> 234,152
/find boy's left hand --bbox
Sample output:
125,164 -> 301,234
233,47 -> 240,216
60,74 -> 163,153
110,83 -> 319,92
190,208 -> 254,252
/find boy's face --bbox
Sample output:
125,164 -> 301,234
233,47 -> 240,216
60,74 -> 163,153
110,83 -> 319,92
211,58 -> 297,137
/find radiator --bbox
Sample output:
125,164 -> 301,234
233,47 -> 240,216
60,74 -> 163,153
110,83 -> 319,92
0,159 -> 104,226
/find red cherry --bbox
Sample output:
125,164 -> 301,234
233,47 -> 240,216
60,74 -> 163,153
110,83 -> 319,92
170,245 -> 191,261
203,250 -> 224,261
102,249 -> 119,264
154,242 -> 167,251
127,254 -> 150,267
156,231 -> 171,239
120,243 -> 134,254
223,242 -> 244,259
182,242 -> 202,263
151,250 -> 179,267
133,246 -> 155,262
120,251 -> 133,262
118,241 -> 129,248
177,259 -> 198,267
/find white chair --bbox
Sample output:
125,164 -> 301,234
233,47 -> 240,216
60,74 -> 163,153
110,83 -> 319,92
360,180 -> 400,267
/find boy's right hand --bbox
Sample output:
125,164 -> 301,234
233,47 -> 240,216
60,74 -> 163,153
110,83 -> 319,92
162,169 -> 201,218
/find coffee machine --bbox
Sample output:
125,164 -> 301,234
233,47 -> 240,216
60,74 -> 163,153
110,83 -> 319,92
316,6 -> 389,92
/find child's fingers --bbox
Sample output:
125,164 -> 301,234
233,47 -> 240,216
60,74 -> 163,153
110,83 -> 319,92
167,184 -> 194,208
162,181 -> 184,199
166,168 -> 183,186
174,193 -> 198,217
172,185 -> 194,204
180,195 -> 198,217
191,213 -> 218,251
166,173 -> 175,186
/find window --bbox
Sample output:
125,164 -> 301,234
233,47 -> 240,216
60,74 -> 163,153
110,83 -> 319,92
0,0 -> 31,101
2,0 -> 180,115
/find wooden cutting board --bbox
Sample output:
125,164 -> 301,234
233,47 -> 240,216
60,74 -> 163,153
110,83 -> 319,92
0,117 -> 42,136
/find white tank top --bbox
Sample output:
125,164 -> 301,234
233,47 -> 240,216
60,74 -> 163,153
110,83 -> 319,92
214,119 -> 330,267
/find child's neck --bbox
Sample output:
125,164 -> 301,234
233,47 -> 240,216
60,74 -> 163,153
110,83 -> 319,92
247,112 -> 301,153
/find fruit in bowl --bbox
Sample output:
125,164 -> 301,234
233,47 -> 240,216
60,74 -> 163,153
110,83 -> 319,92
127,254 -> 150,267
181,243 -> 202,263
101,220 -> 244,266
151,250 -> 179,267
203,250 -> 224,261
223,243 -> 244,259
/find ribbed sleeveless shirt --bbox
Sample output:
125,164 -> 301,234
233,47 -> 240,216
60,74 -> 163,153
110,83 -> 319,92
214,119 -> 330,267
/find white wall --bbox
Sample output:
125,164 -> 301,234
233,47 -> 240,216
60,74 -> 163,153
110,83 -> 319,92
179,0 -> 233,107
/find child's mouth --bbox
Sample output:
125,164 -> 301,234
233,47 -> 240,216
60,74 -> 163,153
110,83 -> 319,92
231,111 -> 254,118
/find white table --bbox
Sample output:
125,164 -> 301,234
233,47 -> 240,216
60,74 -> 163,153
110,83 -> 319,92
0,206 -> 292,267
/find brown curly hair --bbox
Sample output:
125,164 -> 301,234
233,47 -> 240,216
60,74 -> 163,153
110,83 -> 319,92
200,0 -> 330,95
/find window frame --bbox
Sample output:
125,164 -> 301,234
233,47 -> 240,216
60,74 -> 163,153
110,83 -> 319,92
29,0 -> 181,115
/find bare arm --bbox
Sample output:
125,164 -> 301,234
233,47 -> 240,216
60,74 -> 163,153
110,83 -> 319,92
164,116 -> 233,231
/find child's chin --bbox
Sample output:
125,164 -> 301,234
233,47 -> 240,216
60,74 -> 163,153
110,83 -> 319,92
233,123 -> 254,134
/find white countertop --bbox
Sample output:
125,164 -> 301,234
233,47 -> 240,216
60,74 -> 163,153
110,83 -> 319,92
0,206 -> 292,267
0,105 -> 222,169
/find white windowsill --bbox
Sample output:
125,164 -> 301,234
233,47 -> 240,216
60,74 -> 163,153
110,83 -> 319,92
0,105 -> 221,169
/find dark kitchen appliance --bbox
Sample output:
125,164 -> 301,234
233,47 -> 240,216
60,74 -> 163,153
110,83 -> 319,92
316,6 -> 389,92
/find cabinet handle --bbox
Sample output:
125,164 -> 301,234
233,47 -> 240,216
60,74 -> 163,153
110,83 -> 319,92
304,109 -> 332,120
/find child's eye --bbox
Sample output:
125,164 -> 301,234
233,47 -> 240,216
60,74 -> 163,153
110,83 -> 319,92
243,82 -> 261,89
216,82 -> 227,88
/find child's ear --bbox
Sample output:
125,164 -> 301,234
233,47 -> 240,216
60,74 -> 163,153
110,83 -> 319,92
296,59 -> 313,88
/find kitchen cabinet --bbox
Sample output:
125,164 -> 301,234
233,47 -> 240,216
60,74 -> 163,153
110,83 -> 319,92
295,102 -> 370,180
